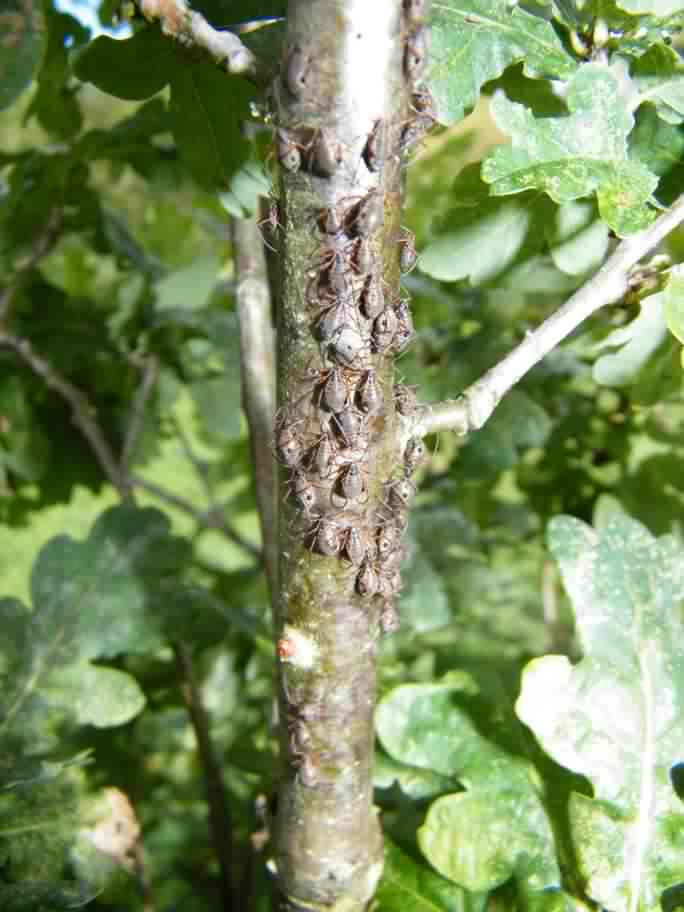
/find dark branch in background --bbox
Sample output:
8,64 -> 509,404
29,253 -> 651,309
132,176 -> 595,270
230,214 -> 278,601
131,474 -> 261,560
0,333 -> 129,495
136,0 -> 277,81
174,641 -> 237,912
0,209 -> 63,326
121,354 -> 160,482
415,194 -> 684,439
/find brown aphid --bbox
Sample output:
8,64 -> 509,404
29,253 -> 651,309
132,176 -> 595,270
403,0 -> 426,21
291,470 -> 319,514
379,600 -> 401,635
311,128 -> 344,178
349,190 -> 383,238
328,326 -> 367,368
394,382 -> 418,416
310,430 -> 337,478
388,477 -> 416,511
392,297 -> 415,353
355,237 -> 375,275
362,119 -> 386,173
276,424 -> 304,468
360,274 -> 384,320
276,127 -> 302,172
404,25 -> 429,81
356,368 -> 384,416
356,559 -> 378,597
373,305 -> 398,353
342,525 -> 368,565
290,717 -> 313,755
319,205 -> 344,236
398,228 -> 418,273
333,404 -> 367,448
322,367 -> 349,413
404,436 -> 427,474
376,523 -> 400,563
338,461 -> 367,505
285,44 -> 309,97
314,516 -> 342,556
297,752 -> 319,788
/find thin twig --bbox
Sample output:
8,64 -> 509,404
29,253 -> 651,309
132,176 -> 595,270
415,194 -> 684,438
173,642 -> 236,912
0,332 -> 127,495
130,474 -> 262,560
138,0 -> 258,78
121,354 -> 159,476
0,209 -> 63,325
230,215 -> 278,603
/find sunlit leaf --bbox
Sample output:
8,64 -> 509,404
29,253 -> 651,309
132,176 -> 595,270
592,293 -> 667,385
517,513 -> 684,912
0,0 -> 46,110
663,264 -> 684,344
482,65 -> 658,235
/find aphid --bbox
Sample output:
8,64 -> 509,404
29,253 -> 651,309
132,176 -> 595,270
311,128 -> 344,178
402,0 -> 426,21
291,469 -> 319,514
276,424 -> 304,468
362,119 -> 386,173
392,297 -> 415,353
356,559 -> 379,598
398,228 -> 418,273
388,477 -> 416,511
333,404 -> 367,448
310,430 -> 337,478
356,368 -> 384,416
404,25 -> 429,81
319,205 -> 344,236
404,436 -> 427,474
379,601 -> 401,635
342,524 -> 368,565
328,326 -> 367,368
360,274 -> 385,320
314,299 -> 356,344
349,190 -> 383,238
355,237 -> 375,275
290,717 -> 313,754
276,127 -> 302,172
322,367 -> 349,412
373,305 -> 398,353
314,516 -> 342,556
337,461 -> 367,505
285,44 -> 309,96
394,383 -> 418,417
376,523 -> 400,563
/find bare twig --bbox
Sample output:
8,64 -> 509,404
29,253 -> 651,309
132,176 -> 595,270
415,194 -> 684,438
130,474 -> 261,560
121,354 -> 159,475
230,215 -> 278,601
0,332 -> 127,495
173,642 -> 236,912
0,209 -> 63,325
138,0 -> 258,78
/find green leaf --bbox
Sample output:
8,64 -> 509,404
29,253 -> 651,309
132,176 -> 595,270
631,44 -> 684,125
482,65 -> 659,235
546,201 -> 610,276
0,0 -> 46,111
73,26 -> 175,100
190,374 -> 242,442
155,254 -> 221,312
517,513 -> 684,912
169,62 -> 254,189
46,664 -> 146,728
592,293 -> 667,385
428,0 -> 576,124
664,264 -> 684,344
376,683 -> 563,900
377,838 -> 483,912
616,0 -> 683,14
220,159 -> 272,218
0,376 -> 51,482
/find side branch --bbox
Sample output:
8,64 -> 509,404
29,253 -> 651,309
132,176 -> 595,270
138,0 -> 258,78
415,194 -> 684,437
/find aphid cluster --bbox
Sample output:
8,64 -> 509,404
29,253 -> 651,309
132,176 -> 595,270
273,6 -> 433,787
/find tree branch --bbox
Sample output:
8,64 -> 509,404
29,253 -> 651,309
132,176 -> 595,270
138,0 -> 259,78
230,214 -> 278,602
0,209 -> 62,326
130,474 -> 262,561
0,332 -> 128,495
173,642 -> 236,912
414,194 -> 684,438
121,354 -> 159,476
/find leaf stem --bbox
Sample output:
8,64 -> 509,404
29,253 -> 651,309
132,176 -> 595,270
415,193 -> 684,438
